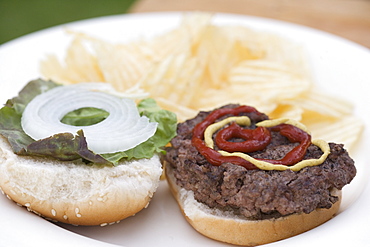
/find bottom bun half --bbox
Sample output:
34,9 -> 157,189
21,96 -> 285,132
165,164 -> 341,246
0,136 -> 163,226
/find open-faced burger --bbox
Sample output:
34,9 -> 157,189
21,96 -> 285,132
164,104 -> 356,246
0,79 -> 177,226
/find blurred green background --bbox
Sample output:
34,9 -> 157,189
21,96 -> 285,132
0,0 -> 137,45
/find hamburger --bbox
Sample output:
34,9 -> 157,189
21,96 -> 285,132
164,104 -> 356,246
0,78 -> 177,226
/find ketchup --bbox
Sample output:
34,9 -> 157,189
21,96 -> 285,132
263,124 -> 311,166
215,123 -> 271,153
191,106 -> 311,170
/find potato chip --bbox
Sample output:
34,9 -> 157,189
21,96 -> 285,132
195,86 -> 278,115
40,37 -> 104,84
139,53 -> 203,107
146,13 -> 212,61
285,89 -> 354,118
306,117 -> 364,151
229,60 -> 311,100
155,97 -> 198,122
269,104 -> 304,121
93,41 -> 152,91
194,26 -> 249,89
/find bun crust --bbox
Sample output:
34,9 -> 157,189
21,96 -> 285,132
165,164 -> 341,246
0,136 -> 162,226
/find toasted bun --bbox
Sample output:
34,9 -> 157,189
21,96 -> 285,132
0,136 -> 162,226
165,164 -> 341,246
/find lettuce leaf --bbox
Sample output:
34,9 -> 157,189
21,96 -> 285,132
0,79 -> 177,166
23,130 -> 109,165
0,106 -> 35,153
5,78 -> 60,114
0,78 -> 60,153
61,107 -> 109,126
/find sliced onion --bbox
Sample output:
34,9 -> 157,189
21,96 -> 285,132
21,83 -> 158,154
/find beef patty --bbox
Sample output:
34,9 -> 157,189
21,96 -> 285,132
164,104 -> 356,220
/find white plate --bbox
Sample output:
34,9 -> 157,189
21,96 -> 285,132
0,12 -> 369,247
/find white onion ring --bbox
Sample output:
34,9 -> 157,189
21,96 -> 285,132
21,83 -> 158,154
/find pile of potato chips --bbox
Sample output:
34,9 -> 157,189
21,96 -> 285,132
40,13 -> 363,152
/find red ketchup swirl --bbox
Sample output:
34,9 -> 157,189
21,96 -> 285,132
215,123 -> 271,153
191,105 -> 312,170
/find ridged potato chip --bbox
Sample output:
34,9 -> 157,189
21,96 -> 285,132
40,37 -> 104,84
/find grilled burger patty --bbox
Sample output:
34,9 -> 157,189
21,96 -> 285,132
165,105 -> 356,220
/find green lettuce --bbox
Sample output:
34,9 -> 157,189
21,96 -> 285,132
0,79 -> 177,166
0,79 -> 60,153
61,107 -> 109,126
5,78 -> 60,114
